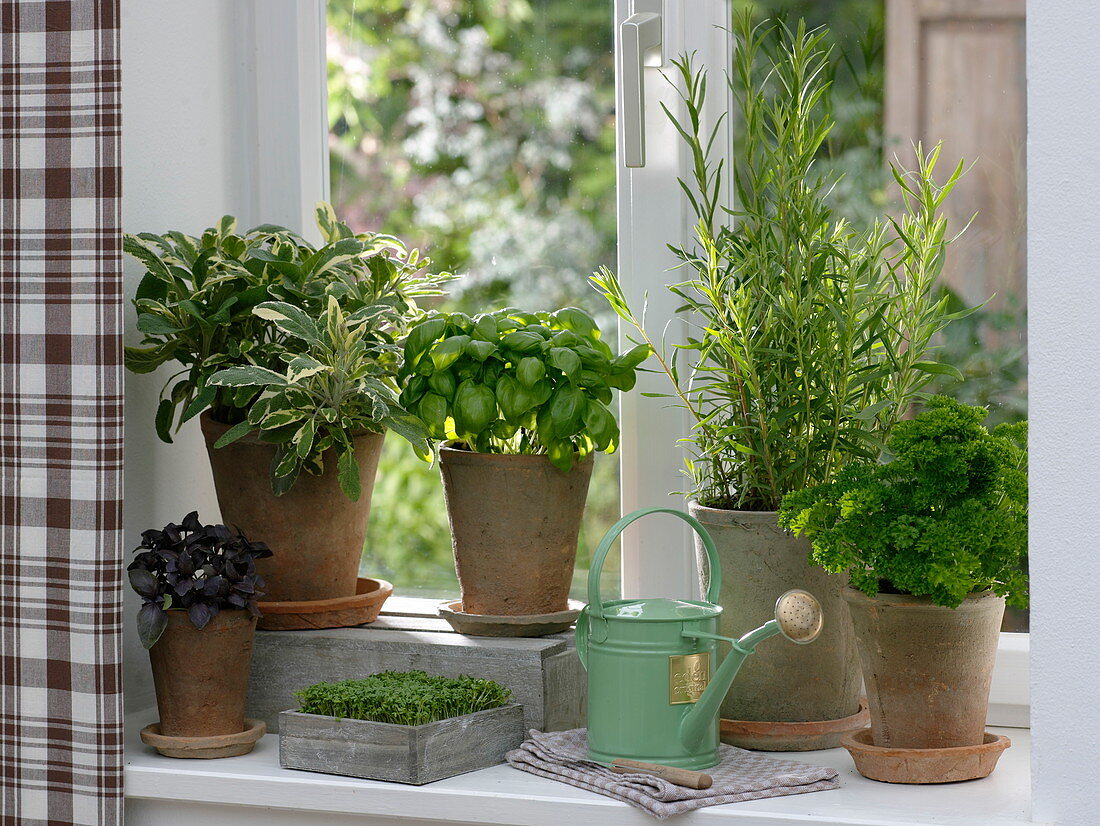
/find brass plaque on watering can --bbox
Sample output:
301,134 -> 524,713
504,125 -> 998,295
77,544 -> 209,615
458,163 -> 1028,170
669,652 -> 711,704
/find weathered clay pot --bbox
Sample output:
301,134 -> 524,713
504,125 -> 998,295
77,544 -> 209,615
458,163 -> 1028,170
149,610 -> 257,738
201,412 -> 385,603
440,446 -> 594,616
689,505 -> 862,727
844,588 -> 1005,750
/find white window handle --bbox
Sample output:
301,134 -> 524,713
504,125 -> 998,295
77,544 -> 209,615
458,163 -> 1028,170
620,2 -> 663,168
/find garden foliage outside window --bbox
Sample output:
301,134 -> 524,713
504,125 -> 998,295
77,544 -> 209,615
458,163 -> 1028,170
326,0 -> 1027,627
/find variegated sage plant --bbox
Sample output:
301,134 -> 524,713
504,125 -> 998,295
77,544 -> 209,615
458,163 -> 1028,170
124,203 -> 447,443
209,299 -> 429,500
593,16 -> 973,511
124,203 -> 448,497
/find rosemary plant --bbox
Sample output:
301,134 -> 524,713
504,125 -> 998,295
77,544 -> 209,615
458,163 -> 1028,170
593,15 -> 970,511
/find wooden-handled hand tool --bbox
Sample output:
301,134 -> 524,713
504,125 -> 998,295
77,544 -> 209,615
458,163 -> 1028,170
610,758 -> 713,789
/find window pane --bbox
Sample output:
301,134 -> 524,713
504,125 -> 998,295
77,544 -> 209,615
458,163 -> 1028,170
327,0 -> 619,599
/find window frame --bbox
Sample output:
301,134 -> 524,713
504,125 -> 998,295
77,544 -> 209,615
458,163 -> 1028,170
130,0 -> 1100,818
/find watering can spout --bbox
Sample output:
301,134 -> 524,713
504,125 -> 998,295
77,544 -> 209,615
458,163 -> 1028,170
679,590 -> 824,751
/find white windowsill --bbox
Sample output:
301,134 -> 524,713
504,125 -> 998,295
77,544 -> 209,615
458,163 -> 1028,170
124,720 -> 1040,826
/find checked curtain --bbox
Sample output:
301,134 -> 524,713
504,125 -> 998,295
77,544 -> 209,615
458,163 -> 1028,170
0,1 -> 123,824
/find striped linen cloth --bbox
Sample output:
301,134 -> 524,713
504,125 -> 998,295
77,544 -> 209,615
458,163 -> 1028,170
507,728 -> 840,819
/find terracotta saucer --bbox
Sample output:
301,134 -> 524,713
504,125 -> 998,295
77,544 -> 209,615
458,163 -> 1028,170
140,718 -> 266,759
438,599 -> 584,637
841,728 -> 1011,784
720,698 -> 871,751
256,577 -> 393,631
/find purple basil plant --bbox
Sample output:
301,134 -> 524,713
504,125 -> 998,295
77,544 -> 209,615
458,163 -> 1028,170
127,511 -> 273,649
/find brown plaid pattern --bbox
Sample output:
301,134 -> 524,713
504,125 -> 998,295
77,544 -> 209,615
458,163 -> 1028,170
0,1 -> 122,824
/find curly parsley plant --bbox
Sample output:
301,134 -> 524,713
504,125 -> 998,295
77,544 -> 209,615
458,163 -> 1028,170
779,397 -> 1027,608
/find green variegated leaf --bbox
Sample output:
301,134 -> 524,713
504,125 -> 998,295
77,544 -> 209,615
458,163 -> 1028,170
252,301 -> 321,345
123,234 -> 173,281
164,231 -> 199,263
247,248 -> 302,279
287,356 -> 329,384
245,396 -> 271,425
305,238 -> 362,278
360,376 -> 398,404
209,366 -> 288,387
293,417 -> 317,459
302,452 -> 325,475
366,392 -> 390,421
315,201 -> 341,243
273,446 -> 301,477
261,408 -> 307,429
215,214 -> 236,239
270,450 -> 301,496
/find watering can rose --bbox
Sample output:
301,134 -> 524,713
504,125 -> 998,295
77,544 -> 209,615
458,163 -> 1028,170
398,307 -> 649,470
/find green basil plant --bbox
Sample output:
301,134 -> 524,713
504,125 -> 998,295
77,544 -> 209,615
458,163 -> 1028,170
124,203 -> 448,444
209,297 -> 430,500
398,307 -> 649,470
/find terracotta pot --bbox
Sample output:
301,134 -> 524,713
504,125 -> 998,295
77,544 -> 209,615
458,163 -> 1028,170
440,446 -> 593,616
843,588 -> 1005,750
689,505 -> 862,730
201,412 -> 385,603
149,610 -> 257,738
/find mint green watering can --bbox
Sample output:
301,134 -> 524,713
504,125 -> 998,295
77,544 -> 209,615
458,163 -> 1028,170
576,508 -> 823,770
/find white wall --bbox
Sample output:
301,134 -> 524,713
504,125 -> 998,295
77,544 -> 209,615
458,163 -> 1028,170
1028,2 -> 1100,823
120,0 -> 325,712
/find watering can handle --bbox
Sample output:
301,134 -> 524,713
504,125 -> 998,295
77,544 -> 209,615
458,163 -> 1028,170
586,507 -> 721,618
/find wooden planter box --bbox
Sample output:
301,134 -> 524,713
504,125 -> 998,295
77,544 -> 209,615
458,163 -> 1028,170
279,703 -> 525,785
